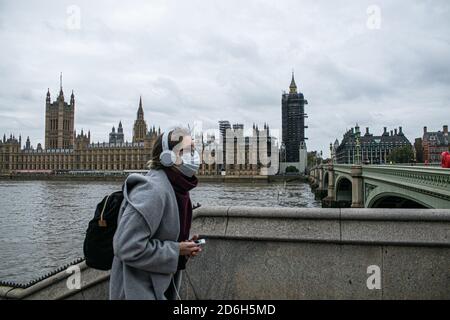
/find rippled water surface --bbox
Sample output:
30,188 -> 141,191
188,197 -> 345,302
0,179 -> 319,283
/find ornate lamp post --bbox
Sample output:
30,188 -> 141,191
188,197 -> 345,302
355,127 -> 361,165
330,143 -> 334,164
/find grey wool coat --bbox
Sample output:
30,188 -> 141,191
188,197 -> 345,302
109,169 -> 182,300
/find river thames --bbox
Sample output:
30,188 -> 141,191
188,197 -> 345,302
0,179 -> 319,283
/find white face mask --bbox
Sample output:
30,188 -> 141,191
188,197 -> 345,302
177,149 -> 200,177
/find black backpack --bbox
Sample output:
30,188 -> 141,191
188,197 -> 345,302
83,187 -> 125,270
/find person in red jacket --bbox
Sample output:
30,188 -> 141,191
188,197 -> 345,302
441,151 -> 450,168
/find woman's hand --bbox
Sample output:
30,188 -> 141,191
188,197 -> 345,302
179,240 -> 201,256
188,234 -> 202,257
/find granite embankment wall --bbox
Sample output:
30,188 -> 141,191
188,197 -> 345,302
1,207 -> 449,299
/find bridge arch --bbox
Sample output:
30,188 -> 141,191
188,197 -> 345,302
367,192 -> 431,209
335,175 -> 352,207
322,171 -> 329,190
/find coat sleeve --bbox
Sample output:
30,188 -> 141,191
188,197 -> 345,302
113,192 -> 180,274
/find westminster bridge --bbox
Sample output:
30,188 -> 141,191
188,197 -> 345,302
309,164 -> 450,209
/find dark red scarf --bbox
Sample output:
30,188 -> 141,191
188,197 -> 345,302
163,167 -> 198,269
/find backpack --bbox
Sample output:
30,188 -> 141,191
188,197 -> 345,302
83,187 -> 125,270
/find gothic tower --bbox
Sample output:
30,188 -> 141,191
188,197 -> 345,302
109,121 -> 125,144
133,96 -> 147,143
45,73 -> 75,149
281,72 -> 308,162
117,120 -> 124,143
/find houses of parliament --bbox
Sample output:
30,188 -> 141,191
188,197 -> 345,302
0,77 -> 270,176
0,79 -> 160,174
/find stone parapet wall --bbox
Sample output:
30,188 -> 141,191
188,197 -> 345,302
1,207 -> 449,299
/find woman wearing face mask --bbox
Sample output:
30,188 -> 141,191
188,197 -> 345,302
109,127 -> 202,300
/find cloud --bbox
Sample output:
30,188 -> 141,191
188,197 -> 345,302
0,0 -> 449,157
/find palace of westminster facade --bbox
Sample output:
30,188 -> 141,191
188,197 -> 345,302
0,80 -> 271,176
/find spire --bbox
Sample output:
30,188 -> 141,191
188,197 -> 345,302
117,121 -> 123,134
46,88 -> 51,103
70,89 -> 75,105
289,70 -> 298,94
58,72 -> 64,100
137,96 -> 144,120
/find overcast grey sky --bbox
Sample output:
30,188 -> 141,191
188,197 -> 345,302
0,0 -> 449,156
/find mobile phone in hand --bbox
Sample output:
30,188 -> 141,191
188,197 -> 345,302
194,239 -> 206,245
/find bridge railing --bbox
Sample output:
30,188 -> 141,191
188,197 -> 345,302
361,165 -> 450,195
